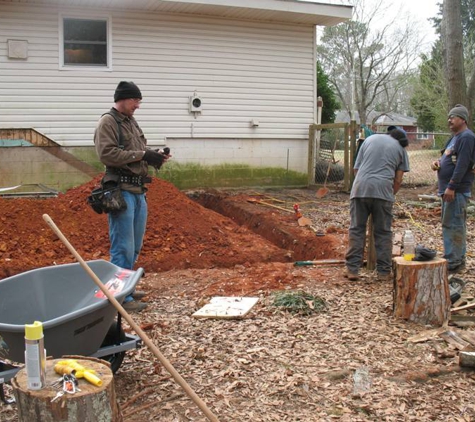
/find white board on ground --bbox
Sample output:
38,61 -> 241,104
192,297 -> 259,319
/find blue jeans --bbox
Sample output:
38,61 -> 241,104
345,198 -> 394,275
108,190 -> 147,302
441,193 -> 467,269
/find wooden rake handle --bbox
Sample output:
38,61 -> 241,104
42,214 -> 219,422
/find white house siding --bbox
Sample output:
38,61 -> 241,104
0,1 -> 317,172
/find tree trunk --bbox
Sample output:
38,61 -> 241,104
12,356 -> 122,422
393,257 -> 450,326
443,0 -> 468,109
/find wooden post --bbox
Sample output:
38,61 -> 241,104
366,216 -> 376,271
12,356 -> 122,422
393,257 -> 450,326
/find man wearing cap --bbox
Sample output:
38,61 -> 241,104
94,81 -> 170,312
344,128 -> 410,281
431,104 -> 475,273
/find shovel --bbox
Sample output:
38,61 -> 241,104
316,138 -> 337,199
297,216 -> 324,235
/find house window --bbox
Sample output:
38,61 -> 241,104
61,17 -> 110,69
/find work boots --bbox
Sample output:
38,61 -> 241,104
343,268 -> 359,281
123,301 -> 148,312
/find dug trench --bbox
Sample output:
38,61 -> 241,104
189,189 -> 345,263
0,176 -> 346,282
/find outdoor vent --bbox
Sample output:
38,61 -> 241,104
189,94 -> 202,113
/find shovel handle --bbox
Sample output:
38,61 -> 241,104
294,259 -> 345,266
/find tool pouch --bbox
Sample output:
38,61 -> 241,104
87,174 -> 127,214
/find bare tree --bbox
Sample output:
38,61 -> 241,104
317,0 -> 423,124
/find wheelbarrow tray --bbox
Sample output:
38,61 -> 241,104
0,260 -> 143,363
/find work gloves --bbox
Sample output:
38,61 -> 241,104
412,245 -> 437,261
142,149 -> 165,169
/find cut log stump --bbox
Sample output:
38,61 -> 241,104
393,257 -> 450,326
12,356 -> 122,422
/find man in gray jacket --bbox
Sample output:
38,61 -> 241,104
94,81 -> 170,311
344,129 -> 410,281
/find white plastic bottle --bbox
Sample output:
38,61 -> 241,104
353,366 -> 372,396
25,321 -> 46,390
403,230 -> 415,261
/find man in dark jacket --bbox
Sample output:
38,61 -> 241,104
94,81 -> 170,311
431,104 -> 475,273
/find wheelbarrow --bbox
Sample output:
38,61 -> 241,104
0,260 -> 143,403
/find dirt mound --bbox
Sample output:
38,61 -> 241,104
0,176 -> 292,279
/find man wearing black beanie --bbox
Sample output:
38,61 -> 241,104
113,81 -> 142,102
94,81 -> 171,312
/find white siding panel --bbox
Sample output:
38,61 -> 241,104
0,1 -> 316,147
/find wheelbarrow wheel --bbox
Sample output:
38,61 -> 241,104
100,321 -> 126,373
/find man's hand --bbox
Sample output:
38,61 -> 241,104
142,149 -> 165,167
431,160 -> 440,171
443,188 -> 455,202
155,147 -> 172,160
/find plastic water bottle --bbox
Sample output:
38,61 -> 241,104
403,230 -> 415,261
353,366 -> 372,396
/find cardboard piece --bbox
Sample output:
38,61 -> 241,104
192,297 -> 259,319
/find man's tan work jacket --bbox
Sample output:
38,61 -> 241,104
94,108 -> 149,194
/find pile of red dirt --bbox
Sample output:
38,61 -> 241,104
0,176 -> 346,280
0,176 -> 289,279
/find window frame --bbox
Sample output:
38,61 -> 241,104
417,131 -> 429,140
59,13 -> 112,71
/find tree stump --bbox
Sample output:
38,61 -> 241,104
12,356 -> 122,422
393,257 -> 450,326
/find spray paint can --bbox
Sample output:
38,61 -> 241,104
25,321 -> 46,390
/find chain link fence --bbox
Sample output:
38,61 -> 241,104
315,128 -> 347,185
313,128 -> 452,190
402,132 -> 451,187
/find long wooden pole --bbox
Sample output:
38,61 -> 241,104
42,214 -> 219,422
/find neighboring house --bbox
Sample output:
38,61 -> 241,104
0,0 -> 352,189
372,112 -> 419,143
335,110 -> 428,145
335,110 -> 382,127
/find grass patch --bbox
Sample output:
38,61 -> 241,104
271,290 -> 327,315
157,162 -> 307,189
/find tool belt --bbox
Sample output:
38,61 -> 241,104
87,173 -> 127,215
118,175 -> 151,186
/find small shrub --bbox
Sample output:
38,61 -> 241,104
271,290 -> 327,315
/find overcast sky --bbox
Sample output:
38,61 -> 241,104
390,0 -> 440,51
315,0 -> 440,54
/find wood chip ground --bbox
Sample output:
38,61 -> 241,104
2,186 -> 475,421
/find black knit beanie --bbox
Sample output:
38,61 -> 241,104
389,128 -> 409,148
114,81 -> 142,102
